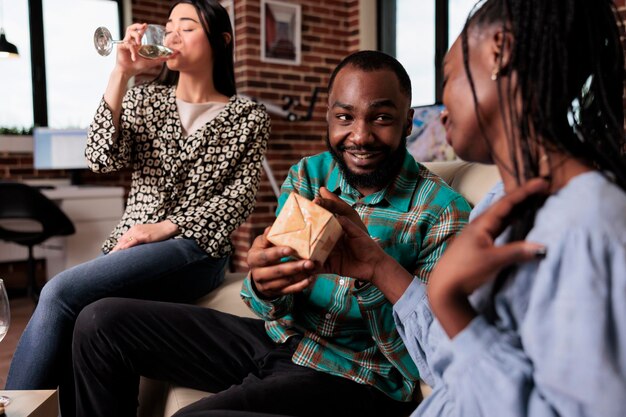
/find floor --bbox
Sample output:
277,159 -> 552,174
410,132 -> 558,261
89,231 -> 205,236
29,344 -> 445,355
1,296 -> 35,388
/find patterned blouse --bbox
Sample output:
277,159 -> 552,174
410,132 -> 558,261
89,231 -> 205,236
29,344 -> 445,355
86,83 -> 271,257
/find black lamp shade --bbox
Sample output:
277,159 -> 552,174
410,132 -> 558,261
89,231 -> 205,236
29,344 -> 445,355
0,30 -> 19,57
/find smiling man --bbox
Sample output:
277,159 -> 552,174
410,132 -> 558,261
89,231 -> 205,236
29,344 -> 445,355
72,51 -> 471,417
325,53 -> 413,196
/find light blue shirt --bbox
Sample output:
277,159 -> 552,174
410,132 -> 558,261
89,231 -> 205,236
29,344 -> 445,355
393,172 -> 626,417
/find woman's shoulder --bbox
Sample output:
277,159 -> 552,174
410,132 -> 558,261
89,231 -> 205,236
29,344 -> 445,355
516,172 -> 626,301
537,171 -> 626,239
483,174 -> 626,336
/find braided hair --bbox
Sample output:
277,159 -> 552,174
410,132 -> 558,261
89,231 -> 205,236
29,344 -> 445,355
463,0 -> 625,234
460,0 -> 626,314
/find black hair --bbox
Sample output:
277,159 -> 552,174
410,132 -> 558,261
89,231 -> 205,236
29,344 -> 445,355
327,50 -> 412,100
156,0 -> 236,97
460,0 -> 626,316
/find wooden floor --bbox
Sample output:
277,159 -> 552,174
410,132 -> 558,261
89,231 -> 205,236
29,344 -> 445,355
1,296 -> 35,388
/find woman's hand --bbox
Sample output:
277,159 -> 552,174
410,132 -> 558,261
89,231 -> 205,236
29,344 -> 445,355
111,220 -> 179,252
113,23 -> 170,77
428,178 -> 549,338
247,228 -> 317,299
104,22 -> 174,124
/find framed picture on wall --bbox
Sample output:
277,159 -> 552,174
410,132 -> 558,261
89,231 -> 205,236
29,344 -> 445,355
261,0 -> 301,65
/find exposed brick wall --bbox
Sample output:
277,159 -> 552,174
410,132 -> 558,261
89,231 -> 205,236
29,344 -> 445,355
0,148 -> 132,188
1,154 -> 33,179
1,149 -> 133,188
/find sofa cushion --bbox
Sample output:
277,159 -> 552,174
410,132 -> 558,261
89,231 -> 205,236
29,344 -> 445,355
194,272 -> 255,318
163,386 -> 213,417
423,160 -> 500,206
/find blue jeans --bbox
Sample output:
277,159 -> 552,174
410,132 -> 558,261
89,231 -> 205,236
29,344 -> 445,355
6,238 -> 227,401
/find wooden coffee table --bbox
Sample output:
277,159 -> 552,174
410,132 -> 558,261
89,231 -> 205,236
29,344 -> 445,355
0,390 -> 57,417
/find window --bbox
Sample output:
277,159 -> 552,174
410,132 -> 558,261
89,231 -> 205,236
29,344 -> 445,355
43,0 -> 121,128
448,0 -> 478,47
380,0 -> 477,106
396,0 -> 435,106
0,0 -> 123,130
0,1 -> 33,129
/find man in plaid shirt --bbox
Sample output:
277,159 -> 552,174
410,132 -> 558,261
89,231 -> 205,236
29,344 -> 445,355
72,51 -> 471,417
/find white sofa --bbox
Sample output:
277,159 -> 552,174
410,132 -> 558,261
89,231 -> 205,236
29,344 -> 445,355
137,160 -> 501,417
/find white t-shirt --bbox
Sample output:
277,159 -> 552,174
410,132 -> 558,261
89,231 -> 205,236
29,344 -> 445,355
176,98 -> 227,137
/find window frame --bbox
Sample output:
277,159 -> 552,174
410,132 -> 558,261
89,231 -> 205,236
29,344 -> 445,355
28,0 -> 125,127
378,0 -> 449,104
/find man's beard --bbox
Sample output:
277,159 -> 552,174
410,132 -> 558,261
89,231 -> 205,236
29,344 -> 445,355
326,132 -> 407,192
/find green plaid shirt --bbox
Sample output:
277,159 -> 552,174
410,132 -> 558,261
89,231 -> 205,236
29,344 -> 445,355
241,151 -> 471,401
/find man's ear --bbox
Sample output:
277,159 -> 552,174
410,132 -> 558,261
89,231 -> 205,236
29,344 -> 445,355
492,30 -> 513,75
405,108 -> 414,137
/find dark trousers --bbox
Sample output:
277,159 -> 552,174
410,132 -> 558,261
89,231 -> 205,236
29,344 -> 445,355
72,298 -> 416,417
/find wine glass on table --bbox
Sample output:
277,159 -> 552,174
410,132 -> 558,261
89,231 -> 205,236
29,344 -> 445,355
93,24 -> 174,59
0,278 -> 11,407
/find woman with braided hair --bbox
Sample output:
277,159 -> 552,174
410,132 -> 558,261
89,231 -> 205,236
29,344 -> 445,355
315,0 -> 626,416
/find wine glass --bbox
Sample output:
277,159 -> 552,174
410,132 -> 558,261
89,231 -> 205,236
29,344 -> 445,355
93,24 -> 174,59
0,279 -> 10,406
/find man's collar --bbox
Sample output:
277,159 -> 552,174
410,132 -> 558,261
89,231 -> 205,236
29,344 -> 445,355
326,152 -> 420,212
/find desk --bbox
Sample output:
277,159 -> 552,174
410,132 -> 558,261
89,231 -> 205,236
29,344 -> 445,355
0,390 -> 57,417
0,186 -> 124,279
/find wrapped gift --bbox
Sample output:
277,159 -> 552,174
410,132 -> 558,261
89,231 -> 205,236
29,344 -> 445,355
267,193 -> 343,263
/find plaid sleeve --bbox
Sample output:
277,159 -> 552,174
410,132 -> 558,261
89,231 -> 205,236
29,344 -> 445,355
355,283 -> 421,382
240,273 -> 295,320
414,195 -> 471,283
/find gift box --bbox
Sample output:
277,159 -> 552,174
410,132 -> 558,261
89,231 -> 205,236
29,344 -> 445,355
267,193 -> 343,263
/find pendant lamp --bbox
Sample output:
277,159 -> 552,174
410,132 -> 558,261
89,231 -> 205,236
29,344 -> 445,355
0,29 -> 19,58
0,0 -> 18,59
